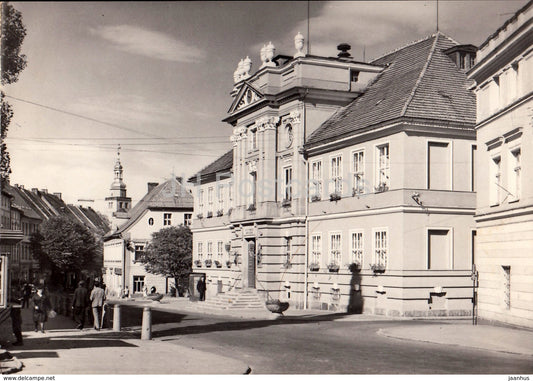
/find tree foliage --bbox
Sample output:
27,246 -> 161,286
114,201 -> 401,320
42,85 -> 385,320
1,2 -> 28,181
31,215 -> 100,275
140,225 -> 192,293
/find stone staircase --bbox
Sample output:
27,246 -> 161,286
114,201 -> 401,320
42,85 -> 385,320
201,288 -> 268,311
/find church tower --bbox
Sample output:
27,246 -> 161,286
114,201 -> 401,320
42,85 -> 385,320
105,145 -> 132,229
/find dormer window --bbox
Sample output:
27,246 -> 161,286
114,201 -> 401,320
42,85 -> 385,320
444,44 -> 477,71
350,70 -> 359,83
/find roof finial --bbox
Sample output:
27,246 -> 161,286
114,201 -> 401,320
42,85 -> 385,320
117,144 -> 121,158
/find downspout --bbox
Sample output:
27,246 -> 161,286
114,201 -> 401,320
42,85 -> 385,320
121,235 -> 126,294
302,94 -> 309,310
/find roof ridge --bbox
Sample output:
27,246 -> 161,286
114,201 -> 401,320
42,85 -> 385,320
370,33 -> 436,63
400,34 -> 440,116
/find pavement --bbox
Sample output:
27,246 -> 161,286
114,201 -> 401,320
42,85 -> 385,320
4,296 -> 533,374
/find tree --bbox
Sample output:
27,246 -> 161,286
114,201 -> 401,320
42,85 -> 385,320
1,2 -> 28,181
140,225 -> 192,296
31,215 -> 101,288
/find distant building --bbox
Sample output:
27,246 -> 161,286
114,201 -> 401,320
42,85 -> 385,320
189,31 -> 478,317
103,178 -> 193,297
468,1 -> 533,328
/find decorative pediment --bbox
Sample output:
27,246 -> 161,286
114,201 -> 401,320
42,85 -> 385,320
228,83 -> 265,114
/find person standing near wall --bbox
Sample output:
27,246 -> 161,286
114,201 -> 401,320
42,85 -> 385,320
196,277 -> 206,301
31,286 -> 50,333
72,281 -> 88,330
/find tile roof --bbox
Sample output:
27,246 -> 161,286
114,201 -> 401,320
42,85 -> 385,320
4,185 -> 42,221
188,149 -> 233,183
306,33 -> 476,149
108,177 -> 194,237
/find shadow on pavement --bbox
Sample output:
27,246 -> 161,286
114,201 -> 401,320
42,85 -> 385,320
11,351 -> 59,359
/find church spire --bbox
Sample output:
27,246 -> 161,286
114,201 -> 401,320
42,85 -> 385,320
105,144 -> 132,228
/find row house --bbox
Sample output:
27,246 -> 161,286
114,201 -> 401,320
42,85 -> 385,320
189,31 -> 478,317
468,0 -> 533,328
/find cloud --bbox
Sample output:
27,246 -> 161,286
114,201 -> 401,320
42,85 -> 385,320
90,24 -> 205,63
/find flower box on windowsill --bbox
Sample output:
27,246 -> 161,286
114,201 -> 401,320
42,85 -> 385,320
309,263 -> 320,272
194,260 -> 202,268
281,199 -> 291,207
225,260 -> 232,268
329,193 -> 341,202
327,263 -> 340,273
311,194 -> 321,202
205,259 -> 212,268
374,183 -> 389,193
216,210 -> 223,217
247,204 -> 256,212
348,262 -> 362,273
196,213 -> 203,219
370,264 -> 386,273
214,260 -> 222,268
207,211 -> 213,218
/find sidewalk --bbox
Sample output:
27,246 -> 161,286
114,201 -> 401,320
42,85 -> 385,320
8,306 -> 249,374
378,321 -> 533,357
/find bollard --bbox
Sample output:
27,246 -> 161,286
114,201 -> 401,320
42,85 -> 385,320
113,304 -> 121,332
141,307 -> 152,340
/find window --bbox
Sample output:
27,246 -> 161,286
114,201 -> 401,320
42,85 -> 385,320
310,160 -> 322,199
184,213 -> 192,226
490,155 -> 501,206
197,242 -> 203,261
148,217 -> 154,226
133,276 -> 145,293
311,234 -> 322,265
198,189 -> 204,211
208,187 -> 214,212
217,241 -> 224,261
217,186 -> 224,210
134,245 -> 144,262
428,142 -> 451,190
376,144 -> 390,191
329,233 -> 342,265
471,145 -> 477,192
352,150 -> 365,195
509,147 -> 521,202
373,229 -> 388,267
248,172 -> 257,207
502,266 -> 511,309
163,213 -> 172,226
249,127 -> 258,151
351,231 -> 364,265
285,237 -> 292,263
427,229 -> 451,269
207,241 -> 213,260
330,155 -> 343,195
350,69 -> 359,83
283,167 -> 292,201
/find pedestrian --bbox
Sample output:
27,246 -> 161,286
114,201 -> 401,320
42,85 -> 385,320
89,280 -> 106,331
72,281 -> 88,330
122,286 -> 130,299
22,283 -> 32,308
196,277 -> 206,301
31,286 -> 50,333
142,284 -> 148,297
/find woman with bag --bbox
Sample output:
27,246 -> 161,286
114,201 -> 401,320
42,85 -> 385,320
31,286 -> 51,333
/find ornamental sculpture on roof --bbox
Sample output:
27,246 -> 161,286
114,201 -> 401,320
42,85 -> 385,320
294,32 -> 305,58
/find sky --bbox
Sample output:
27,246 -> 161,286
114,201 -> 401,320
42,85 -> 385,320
5,0 -> 528,214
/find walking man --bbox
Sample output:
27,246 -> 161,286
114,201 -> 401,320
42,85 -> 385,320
72,281 -> 88,330
90,280 -> 106,331
196,276 -> 206,301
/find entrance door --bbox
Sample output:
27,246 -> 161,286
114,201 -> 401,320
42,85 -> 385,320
246,239 -> 256,288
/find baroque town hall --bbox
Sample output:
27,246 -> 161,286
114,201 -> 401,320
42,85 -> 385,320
188,31 -> 480,317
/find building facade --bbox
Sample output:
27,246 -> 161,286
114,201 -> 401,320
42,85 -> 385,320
468,1 -> 533,327
103,178 -> 194,297
190,32 -> 478,317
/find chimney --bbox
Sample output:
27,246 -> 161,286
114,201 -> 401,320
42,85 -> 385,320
337,43 -> 352,58
31,188 -> 38,193
53,192 -> 62,200
41,189 -> 48,194
147,182 -> 159,193
175,177 -> 183,183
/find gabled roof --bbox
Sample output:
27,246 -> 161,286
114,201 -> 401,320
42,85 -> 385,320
6,186 -> 43,221
107,177 -> 194,238
67,205 -> 110,235
306,33 -> 476,149
188,149 -> 233,184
